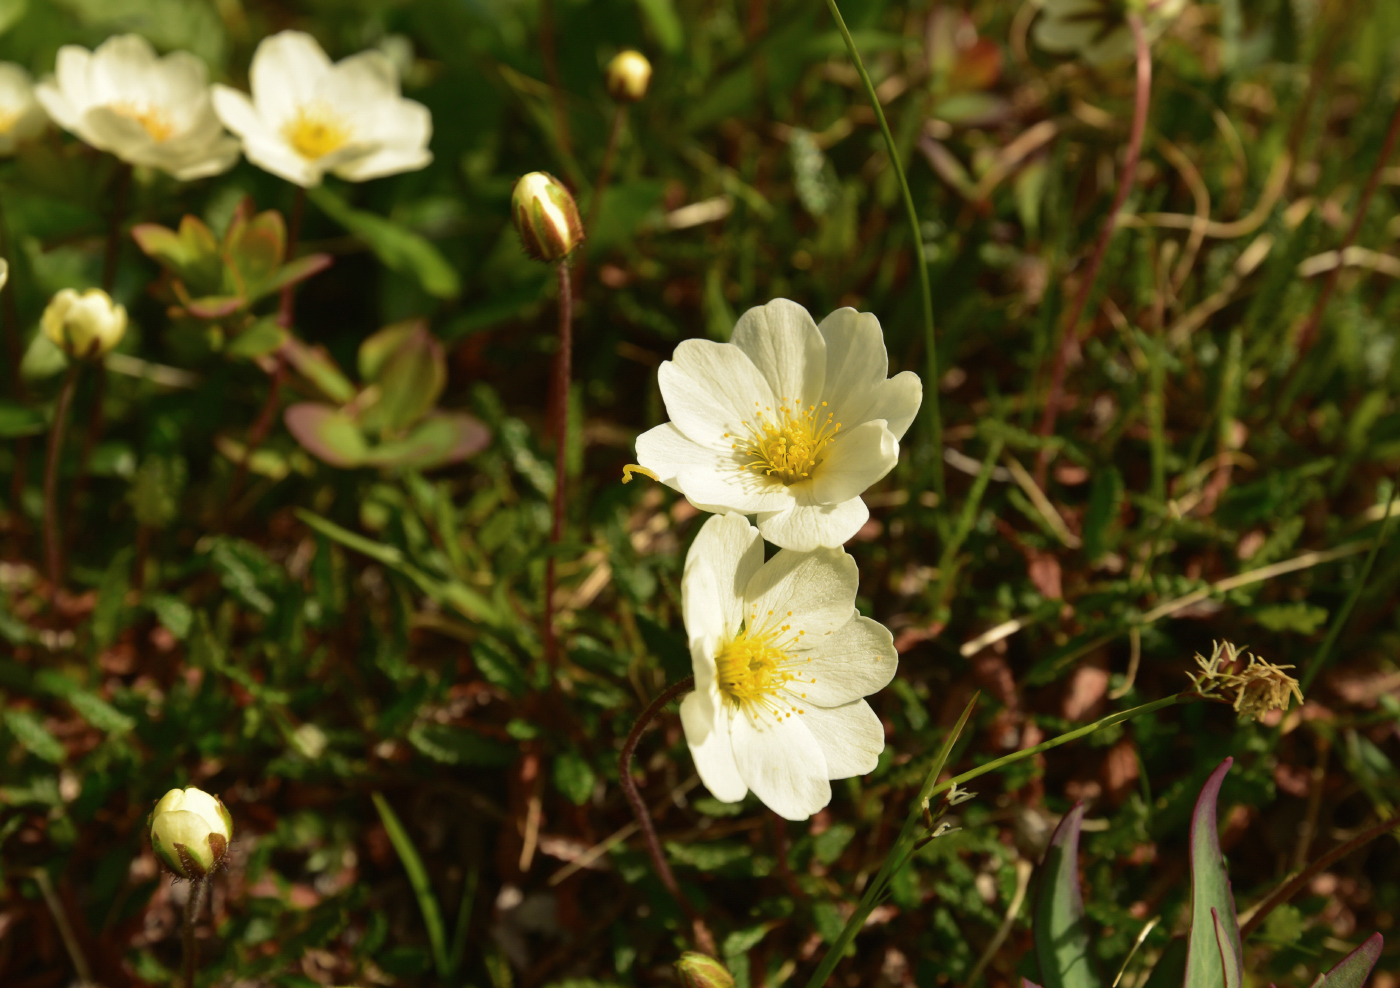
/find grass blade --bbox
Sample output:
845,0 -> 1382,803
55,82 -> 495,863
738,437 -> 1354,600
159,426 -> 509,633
372,791 -> 451,980
1035,804 -> 1101,988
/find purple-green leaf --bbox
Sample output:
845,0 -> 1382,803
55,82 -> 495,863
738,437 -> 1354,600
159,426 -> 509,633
1186,759 -> 1241,988
1035,803 -> 1101,988
281,339 -> 357,404
360,323 -> 446,435
1314,933 -> 1383,988
361,412 -> 491,471
284,403 -> 370,468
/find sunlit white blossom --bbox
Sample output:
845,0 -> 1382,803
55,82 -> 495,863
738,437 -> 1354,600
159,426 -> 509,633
636,299 -> 921,551
35,35 -> 239,179
212,31 -> 432,188
679,512 -> 898,821
0,63 -> 46,155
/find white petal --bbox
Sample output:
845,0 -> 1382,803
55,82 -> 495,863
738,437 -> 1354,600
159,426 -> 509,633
333,144 -> 432,181
681,689 -> 747,803
674,462 -> 795,514
818,308 -> 922,440
636,422 -> 715,491
868,371 -> 923,441
730,708 -> 830,820
683,512 -> 763,643
802,700 -> 885,779
744,546 -> 858,640
212,86 -> 271,141
660,341 -> 776,449
730,299 -> 826,411
250,31 -> 331,123
166,136 -> 241,180
88,35 -> 160,107
34,80 -> 85,140
243,136 -> 324,186
806,419 -> 898,505
799,616 -> 898,707
52,46 -> 94,115
757,496 -> 869,552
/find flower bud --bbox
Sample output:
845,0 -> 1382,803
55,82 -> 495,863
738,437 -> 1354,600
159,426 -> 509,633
605,50 -> 652,102
676,953 -> 735,988
41,288 -> 128,359
511,172 -> 585,263
149,787 -> 233,879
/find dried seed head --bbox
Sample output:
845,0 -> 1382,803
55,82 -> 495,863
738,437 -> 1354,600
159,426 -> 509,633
1187,640 -> 1304,723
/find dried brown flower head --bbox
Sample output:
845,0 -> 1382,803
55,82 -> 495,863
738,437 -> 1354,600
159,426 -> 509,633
1187,640 -> 1304,723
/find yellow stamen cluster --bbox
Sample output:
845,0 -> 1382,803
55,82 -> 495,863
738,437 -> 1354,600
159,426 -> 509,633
111,101 -> 175,142
0,106 -> 20,136
1187,640 -> 1304,723
283,103 -> 351,160
726,399 -> 841,485
714,607 -> 814,724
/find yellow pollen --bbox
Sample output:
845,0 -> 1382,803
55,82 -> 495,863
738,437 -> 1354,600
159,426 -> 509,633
730,397 -> 841,485
283,103 -> 351,160
714,612 -> 815,725
110,101 -> 176,142
0,106 -> 19,135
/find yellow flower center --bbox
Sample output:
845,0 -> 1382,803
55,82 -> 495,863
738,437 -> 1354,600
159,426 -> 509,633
0,106 -> 19,136
110,101 -> 176,142
727,399 -> 841,485
714,608 -> 814,724
283,104 -> 351,160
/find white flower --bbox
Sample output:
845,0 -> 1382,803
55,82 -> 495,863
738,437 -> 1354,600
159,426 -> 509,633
0,63 -> 47,155
35,35 -> 239,180
679,512 -> 898,821
41,288 -> 128,358
149,786 -> 233,879
212,31 -> 432,188
1033,0 -> 1187,66
636,299 -> 922,551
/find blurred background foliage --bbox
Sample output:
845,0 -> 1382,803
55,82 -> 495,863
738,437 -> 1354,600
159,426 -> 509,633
2,0 -> 1400,986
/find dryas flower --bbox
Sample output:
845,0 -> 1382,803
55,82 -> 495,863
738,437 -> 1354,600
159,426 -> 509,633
606,50 -> 653,102
35,35 -> 239,180
0,63 -> 47,155
212,31 -> 432,188
149,786 -> 233,879
512,172 -> 584,262
679,512 -> 898,821
1033,0 -> 1188,66
41,288 -> 128,358
676,952 -> 735,988
636,299 -> 922,551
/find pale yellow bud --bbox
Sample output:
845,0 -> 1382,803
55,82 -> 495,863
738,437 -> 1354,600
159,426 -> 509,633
606,50 -> 652,102
676,953 -> 735,988
41,288 -> 127,359
148,787 -> 233,879
511,171 -> 584,263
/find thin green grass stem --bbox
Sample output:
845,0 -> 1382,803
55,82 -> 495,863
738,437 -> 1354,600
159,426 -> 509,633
935,438 -> 1004,617
372,792 -> 452,980
823,0 -> 943,501
803,690 -> 1194,988
1300,481 -> 1399,692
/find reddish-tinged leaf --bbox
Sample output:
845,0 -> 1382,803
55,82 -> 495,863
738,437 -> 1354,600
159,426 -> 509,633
1314,933 -> 1383,988
260,252 -> 334,297
284,404 -> 369,468
1034,803 -> 1101,988
281,338 -> 356,403
1212,908 -> 1241,988
361,412 -> 491,470
1186,759 -> 1241,988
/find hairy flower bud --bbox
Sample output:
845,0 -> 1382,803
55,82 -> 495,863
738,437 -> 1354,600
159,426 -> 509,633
605,50 -> 652,102
41,288 -> 128,359
511,172 -> 584,263
676,953 -> 735,988
149,787 -> 233,879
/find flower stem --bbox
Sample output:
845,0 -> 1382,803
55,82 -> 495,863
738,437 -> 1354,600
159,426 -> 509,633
1034,14 -> 1151,488
102,163 -> 131,294
586,105 -> 626,236
279,185 -> 307,329
544,261 -> 573,672
182,878 -> 208,988
43,361 -> 81,593
803,690 -> 1194,988
617,675 -> 717,956
823,0 -> 943,501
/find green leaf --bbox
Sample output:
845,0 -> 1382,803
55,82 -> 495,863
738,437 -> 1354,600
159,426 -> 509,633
1314,932 -> 1383,988
0,0 -> 26,35
408,723 -> 514,767
1082,466 -> 1124,560
812,823 -> 855,865
91,547 -> 134,651
281,339 -> 357,404
372,793 -> 451,980
1251,602 -> 1329,634
1034,803 -> 1101,988
360,324 -> 446,435
552,750 -> 596,806
4,708 -> 65,763
285,403 -> 371,468
361,412 -> 491,471
32,669 -> 133,733
634,0 -> 683,52
1186,759 -> 1241,988
147,594 -> 193,640
0,400 -> 45,437
225,318 -> 286,361
309,186 -> 460,298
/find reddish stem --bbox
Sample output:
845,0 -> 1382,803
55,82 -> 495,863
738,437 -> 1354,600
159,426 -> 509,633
543,262 -> 573,671
43,361 -> 81,593
617,675 -> 717,956
1294,98 -> 1400,356
1035,15 -> 1152,487
278,186 -> 307,330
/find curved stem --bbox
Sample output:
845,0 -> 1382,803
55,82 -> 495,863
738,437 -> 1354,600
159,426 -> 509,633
824,0 -> 943,501
1035,14 -> 1152,487
544,262 -> 573,672
617,675 -> 716,956
586,105 -> 626,236
182,878 -> 208,988
43,361 -> 81,593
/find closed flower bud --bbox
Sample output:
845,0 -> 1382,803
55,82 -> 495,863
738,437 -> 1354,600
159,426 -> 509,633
605,50 -> 652,102
511,172 -> 584,263
41,288 -> 127,359
149,787 -> 233,879
676,953 -> 735,988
